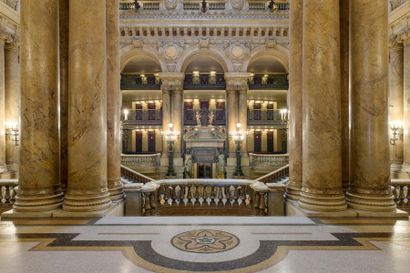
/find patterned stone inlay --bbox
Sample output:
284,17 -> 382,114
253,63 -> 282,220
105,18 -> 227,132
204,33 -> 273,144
171,229 -> 240,253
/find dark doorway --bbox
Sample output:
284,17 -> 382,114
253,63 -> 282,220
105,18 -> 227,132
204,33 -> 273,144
254,131 -> 262,153
198,164 -> 212,178
148,131 -> 156,153
267,131 -> 274,153
135,131 -> 143,153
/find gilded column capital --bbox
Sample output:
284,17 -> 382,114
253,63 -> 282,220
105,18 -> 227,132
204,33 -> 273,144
224,72 -> 250,91
159,72 -> 185,91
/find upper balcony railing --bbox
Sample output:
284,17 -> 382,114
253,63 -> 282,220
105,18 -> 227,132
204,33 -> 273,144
248,73 -> 289,90
248,109 -> 287,125
184,73 -> 226,90
124,109 -> 162,125
121,74 -> 161,90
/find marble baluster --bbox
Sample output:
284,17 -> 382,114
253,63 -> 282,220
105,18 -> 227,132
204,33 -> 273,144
298,0 -> 347,212
59,0 -> 69,191
5,42 -> 20,173
286,0 -> 303,200
0,40 -> 6,174
347,0 -> 396,212
340,0 -> 350,189
107,0 -> 124,201
13,0 -> 63,213
402,41 -> 410,175
63,0 -> 112,214
389,44 -> 404,177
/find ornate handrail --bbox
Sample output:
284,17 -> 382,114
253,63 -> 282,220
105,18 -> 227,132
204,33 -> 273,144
249,153 -> 289,168
121,153 -> 161,168
0,178 -> 18,206
0,0 -> 18,10
391,179 -> 410,208
121,164 -> 154,183
390,0 -> 408,12
256,164 -> 289,183
140,179 -> 269,216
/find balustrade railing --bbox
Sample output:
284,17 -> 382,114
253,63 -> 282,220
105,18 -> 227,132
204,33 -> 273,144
121,74 -> 161,90
124,109 -> 162,125
0,179 -> 18,207
256,164 -> 289,184
248,109 -> 286,125
249,153 -> 289,168
184,73 -> 226,90
184,109 -> 226,126
139,179 -> 269,216
0,0 -> 18,10
121,164 -> 155,184
391,179 -> 410,209
390,0 -> 409,11
121,153 -> 161,170
249,74 -> 289,90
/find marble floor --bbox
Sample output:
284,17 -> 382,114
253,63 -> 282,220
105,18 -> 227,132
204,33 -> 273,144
0,216 -> 409,273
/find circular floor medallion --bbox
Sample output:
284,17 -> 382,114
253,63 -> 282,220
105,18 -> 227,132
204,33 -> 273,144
171,229 -> 240,253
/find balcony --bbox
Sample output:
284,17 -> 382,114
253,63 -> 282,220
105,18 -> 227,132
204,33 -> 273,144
184,73 -> 226,90
248,74 -> 289,90
121,74 -> 161,90
184,109 -> 226,126
247,109 -> 286,125
124,109 -> 162,126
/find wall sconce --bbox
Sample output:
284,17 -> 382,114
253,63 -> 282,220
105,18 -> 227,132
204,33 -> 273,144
390,121 -> 403,146
123,109 -> 129,121
261,74 -> 269,85
209,70 -> 216,84
140,74 -> 147,85
192,71 -> 200,84
154,73 -> 160,84
5,121 -> 19,146
280,108 -> 289,123
248,73 -> 254,85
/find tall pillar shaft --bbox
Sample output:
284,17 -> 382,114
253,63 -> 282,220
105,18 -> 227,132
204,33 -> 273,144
347,0 -> 395,212
5,43 -> 20,172
14,0 -> 63,212
106,0 -> 124,201
173,88 -> 183,157
226,88 -> 237,157
402,41 -> 410,173
59,0 -> 69,190
299,0 -> 346,212
0,41 -> 6,173
340,0 -> 350,189
389,44 -> 404,177
286,0 -> 303,200
238,88 -> 248,155
161,89 -> 171,156
64,0 -> 112,214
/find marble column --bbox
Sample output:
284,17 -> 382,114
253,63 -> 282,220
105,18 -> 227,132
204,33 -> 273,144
340,0 -> 350,189
0,40 -> 6,174
347,0 -> 396,212
63,0 -> 112,214
5,42 -> 20,173
389,44 -> 404,177
238,86 -> 248,157
173,87 -> 183,157
286,0 -> 303,201
402,41 -> 410,174
106,0 -> 124,201
298,0 -> 347,212
59,0 -> 69,190
161,86 -> 171,159
226,88 -> 237,157
13,0 -> 63,213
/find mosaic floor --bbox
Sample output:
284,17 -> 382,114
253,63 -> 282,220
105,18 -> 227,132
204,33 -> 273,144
0,216 -> 409,273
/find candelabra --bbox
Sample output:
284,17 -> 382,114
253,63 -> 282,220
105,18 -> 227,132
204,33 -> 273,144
165,123 -> 179,177
231,123 -> 245,177
390,121 -> 403,146
5,121 -> 19,146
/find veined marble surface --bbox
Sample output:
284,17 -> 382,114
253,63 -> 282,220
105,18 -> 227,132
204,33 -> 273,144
0,216 -> 409,273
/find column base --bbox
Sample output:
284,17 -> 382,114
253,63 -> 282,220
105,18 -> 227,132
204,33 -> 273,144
108,178 -> 125,202
285,182 -> 301,201
346,191 -> 396,212
287,200 -> 357,217
63,191 -> 112,214
298,188 -> 347,212
13,192 -> 64,213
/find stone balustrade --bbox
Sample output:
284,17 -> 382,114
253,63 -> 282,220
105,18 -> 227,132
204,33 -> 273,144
0,0 -> 18,10
121,164 -> 154,184
256,164 -> 289,184
391,179 -> 410,209
249,153 -> 289,168
0,179 -> 18,207
121,153 -> 161,169
390,0 -> 409,12
136,179 -> 271,216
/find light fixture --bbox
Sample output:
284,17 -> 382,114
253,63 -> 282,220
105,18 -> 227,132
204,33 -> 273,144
209,70 -> 216,84
192,71 -> 200,85
165,122 -> 179,176
231,122 -> 245,176
390,120 -> 403,146
280,108 -> 289,122
268,0 -> 278,12
123,109 -> 129,120
5,121 -> 19,146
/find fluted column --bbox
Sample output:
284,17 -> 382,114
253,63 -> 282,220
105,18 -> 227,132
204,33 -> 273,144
347,0 -> 395,212
286,0 -> 303,200
402,41 -> 410,174
106,0 -> 124,201
63,0 -> 112,214
0,40 -> 6,174
13,0 -> 63,212
298,0 -> 346,212
5,42 -> 20,172
340,0 -> 350,189
59,0 -> 69,190
389,43 -> 404,177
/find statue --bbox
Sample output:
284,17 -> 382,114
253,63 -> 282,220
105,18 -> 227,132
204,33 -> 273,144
195,111 -> 202,126
184,155 -> 193,178
208,111 -> 215,126
216,154 -> 225,177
